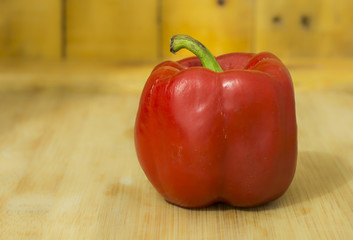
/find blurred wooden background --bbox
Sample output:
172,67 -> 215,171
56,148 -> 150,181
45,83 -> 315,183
1,0 -> 353,62
1,2 -> 353,239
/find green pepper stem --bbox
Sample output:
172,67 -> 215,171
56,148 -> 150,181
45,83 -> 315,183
170,35 -> 223,72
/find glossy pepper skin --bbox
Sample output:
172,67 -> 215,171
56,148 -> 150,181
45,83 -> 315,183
135,37 -> 297,208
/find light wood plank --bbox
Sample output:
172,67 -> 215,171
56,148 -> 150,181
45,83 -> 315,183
0,88 -> 353,239
0,0 -> 61,59
66,0 -> 158,62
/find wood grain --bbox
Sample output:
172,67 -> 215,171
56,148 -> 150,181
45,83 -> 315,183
0,63 -> 353,239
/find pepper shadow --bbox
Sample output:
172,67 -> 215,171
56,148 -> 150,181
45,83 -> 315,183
277,151 -> 351,206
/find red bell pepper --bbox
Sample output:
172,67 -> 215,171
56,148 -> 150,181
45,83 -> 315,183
135,35 -> 297,208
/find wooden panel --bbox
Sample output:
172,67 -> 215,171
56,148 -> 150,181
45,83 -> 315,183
0,0 -> 61,59
2,0 -> 353,61
66,0 -> 158,62
255,0 -> 353,58
161,0 -> 254,59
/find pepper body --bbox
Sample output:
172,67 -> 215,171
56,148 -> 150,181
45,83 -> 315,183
135,52 -> 297,208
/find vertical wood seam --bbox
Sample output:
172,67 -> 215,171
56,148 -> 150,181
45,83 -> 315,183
61,0 -> 67,59
157,0 -> 163,60
251,0 -> 257,53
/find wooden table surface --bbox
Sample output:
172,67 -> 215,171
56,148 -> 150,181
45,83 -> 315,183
0,59 -> 352,239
